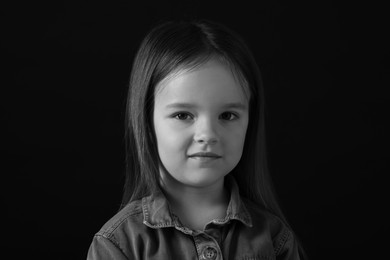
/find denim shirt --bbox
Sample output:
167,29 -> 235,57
87,176 -> 300,260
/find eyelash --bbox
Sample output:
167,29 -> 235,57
173,112 -> 193,120
220,112 -> 238,121
171,112 -> 239,121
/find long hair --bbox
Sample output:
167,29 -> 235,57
122,19 -> 306,258
123,16 -> 301,245
123,18 -> 278,210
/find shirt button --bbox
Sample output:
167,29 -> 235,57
202,246 -> 217,260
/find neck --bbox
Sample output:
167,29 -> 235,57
159,172 -> 229,230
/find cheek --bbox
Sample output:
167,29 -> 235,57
231,133 -> 246,153
156,132 -> 190,172
155,124 -> 189,155
226,123 -> 248,155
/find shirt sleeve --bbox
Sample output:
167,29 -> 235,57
87,235 -> 129,260
274,227 -> 301,260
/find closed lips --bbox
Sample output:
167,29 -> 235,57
188,152 -> 222,158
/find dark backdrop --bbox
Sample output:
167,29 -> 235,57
4,0 -> 389,259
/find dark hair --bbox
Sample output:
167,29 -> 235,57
122,18 -> 272,205
122,19 -> 305,257
123,18 -> 277,208
122,18 -> 306,258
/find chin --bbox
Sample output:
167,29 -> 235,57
181,172 -> 227,188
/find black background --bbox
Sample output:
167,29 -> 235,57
4,0 -> 389,259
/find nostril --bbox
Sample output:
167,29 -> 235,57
194,137 -> 218,144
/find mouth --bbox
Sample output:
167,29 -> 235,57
188,152 -> 222,159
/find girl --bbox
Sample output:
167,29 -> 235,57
88,19 -> 305,260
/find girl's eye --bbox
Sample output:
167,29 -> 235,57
173,113 -> 192,120
220,112 -> 238,121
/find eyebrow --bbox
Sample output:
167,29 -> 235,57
165,102 -> 247,110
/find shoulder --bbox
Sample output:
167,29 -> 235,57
94,199 -> 146,246
88,200 -> 147,259
241,198 -> 298,257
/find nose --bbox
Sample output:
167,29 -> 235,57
193,118 -> 219,145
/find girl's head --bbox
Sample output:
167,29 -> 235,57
122,20 -> 307,258
123,19 -> 273,213
153,59 -> 249,190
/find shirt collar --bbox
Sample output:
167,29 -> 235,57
142,175 -> 253,229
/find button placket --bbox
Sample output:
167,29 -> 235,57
202,246 -> 217,260
194,232 -> 223,260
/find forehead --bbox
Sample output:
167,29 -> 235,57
155,60 -> 249,106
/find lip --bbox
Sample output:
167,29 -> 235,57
188,152 -> 222,158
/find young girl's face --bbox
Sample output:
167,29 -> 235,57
153,59 -> 249,189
